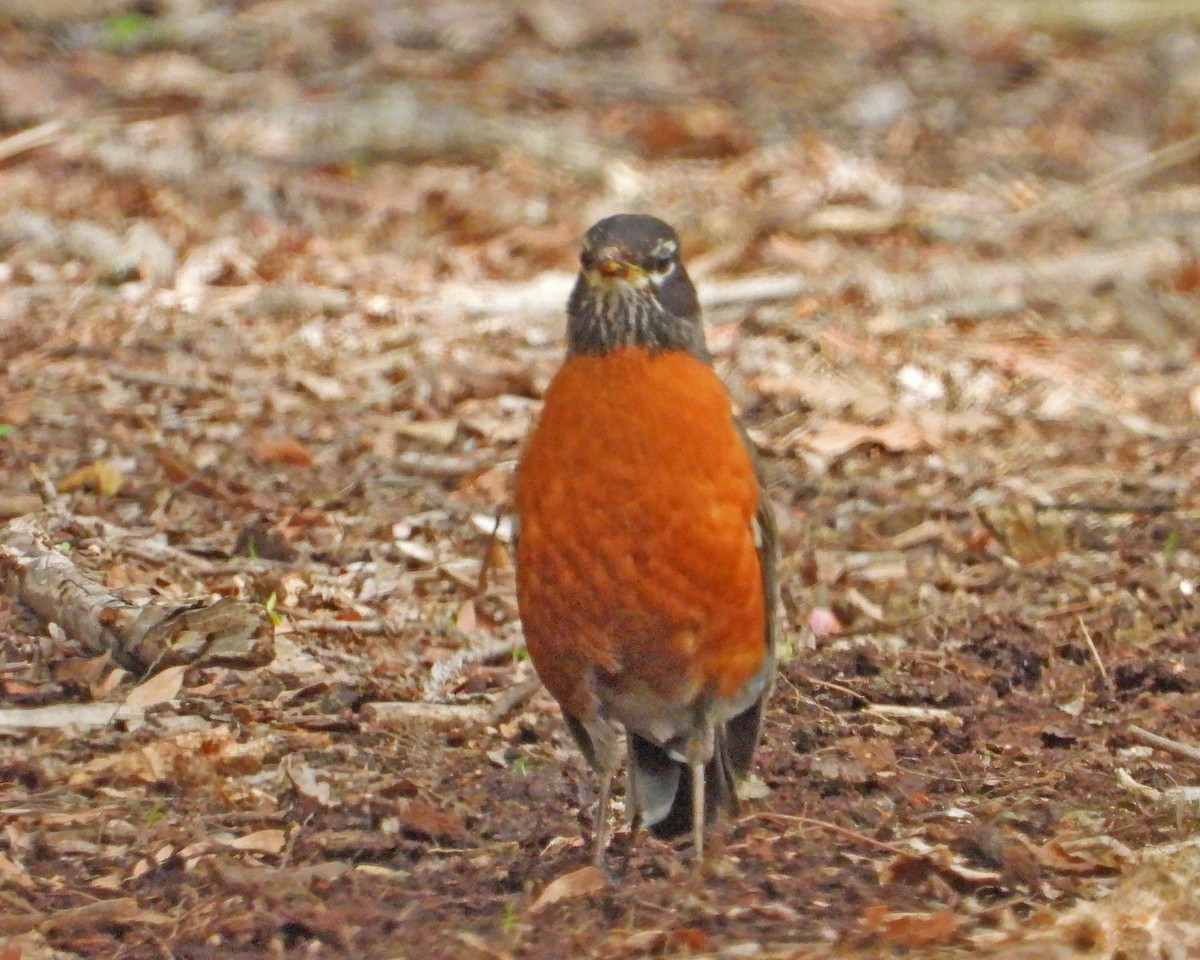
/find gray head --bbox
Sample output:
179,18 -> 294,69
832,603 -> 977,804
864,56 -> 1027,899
566,214 -> 707,360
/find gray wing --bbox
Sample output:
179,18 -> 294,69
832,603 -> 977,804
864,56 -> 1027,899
724,420 -> 778,777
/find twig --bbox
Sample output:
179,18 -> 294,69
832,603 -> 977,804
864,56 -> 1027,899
1021,130 -> 1200,225
1128,724 -> 1200,765
1032,599 -> 1103,620
865,704 -> 962,727
378,452 -> 493,481
748,813 -> 910,856
290,618 -> 388,635
794,671 -> 873,706
109,367 -> 216,394
1078,616 -> 1110,687
0,120 -> 62,164
1116,767 -> 1200,810
872,238 -> 1183,310
1116,767 -> 1161,802
1038,501 -> 1176,516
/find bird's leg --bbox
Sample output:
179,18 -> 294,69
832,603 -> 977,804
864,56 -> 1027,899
592,769 -> 613,865
691,760 -> 705,866
620,807 -> 643,874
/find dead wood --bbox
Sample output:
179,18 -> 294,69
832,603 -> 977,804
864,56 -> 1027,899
1129,724 -> 1200,765
0,515 -> 273,673
429,237 -> 1186,320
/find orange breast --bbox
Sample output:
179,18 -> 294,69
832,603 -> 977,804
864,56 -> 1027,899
516,347 -> 766,721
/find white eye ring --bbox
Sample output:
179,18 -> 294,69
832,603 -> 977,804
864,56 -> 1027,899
647,256 -> 675,279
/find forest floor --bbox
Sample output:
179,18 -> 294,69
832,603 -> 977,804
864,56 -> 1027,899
2,1 -> 1200,957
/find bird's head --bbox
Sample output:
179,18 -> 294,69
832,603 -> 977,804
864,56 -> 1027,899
566,214 -> 706,358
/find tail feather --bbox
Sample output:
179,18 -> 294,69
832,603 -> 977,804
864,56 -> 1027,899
724,695 -> 767,778
627,726 -> 739,840
626,733 -> 683,828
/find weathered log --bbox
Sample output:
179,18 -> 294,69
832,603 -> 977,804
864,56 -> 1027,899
0,515 -> 274,672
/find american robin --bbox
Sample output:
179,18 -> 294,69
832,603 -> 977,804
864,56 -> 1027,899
515,214 -> 777,863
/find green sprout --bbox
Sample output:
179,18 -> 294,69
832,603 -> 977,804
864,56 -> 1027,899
264,592 -> 283,627
1163,528 -> 1181,562
499,902 -> 519,935
103,12 -> 152,49
145,798 -> 166,827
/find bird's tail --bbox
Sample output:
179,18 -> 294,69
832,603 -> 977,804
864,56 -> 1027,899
627,696 -> 766,839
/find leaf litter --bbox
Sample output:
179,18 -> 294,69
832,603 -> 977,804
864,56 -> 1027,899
1,1 -> 1200,958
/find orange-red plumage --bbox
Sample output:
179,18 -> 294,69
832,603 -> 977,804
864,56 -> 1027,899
517,348 -> 766,719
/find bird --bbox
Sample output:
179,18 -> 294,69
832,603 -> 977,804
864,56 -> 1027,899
514,213 -> 777,865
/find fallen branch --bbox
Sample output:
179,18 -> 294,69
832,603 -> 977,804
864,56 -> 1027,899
1129,724 -> 1200,765
0,702 -> 146,734
424,237 -> 1185,319
0,515 -> 274,672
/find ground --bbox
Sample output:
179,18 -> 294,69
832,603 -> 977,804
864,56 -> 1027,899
2,1 -> 1200,957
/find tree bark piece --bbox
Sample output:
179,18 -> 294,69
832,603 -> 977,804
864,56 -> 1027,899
0,515 -> 274,672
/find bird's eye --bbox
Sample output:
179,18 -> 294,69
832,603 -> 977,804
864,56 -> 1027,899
647,253 -> 674,274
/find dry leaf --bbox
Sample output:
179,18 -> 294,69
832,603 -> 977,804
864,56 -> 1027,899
393,418 -> 459,447
861,905 -> 961,947
51,653 -> 111,689
57,460 -> 125,495
529,865 -> 608,913
1035,837 -> 1133,874
294,370 -> 346,401
124,665 -> 187,708
395,799 -> 468,840
794,419 -> 929,459
227,829 -> 287,854
455,598 -> 478,633
880,844 -> 1002,886
255,435 -> 315,466
287,762 -> 333,806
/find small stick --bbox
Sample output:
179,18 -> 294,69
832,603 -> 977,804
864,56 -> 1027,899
290,618 -> 388,635
1077,616 -> 1109,686
1128,724 -> 1200,765
0,120 -> 62,164
749,813 -> 910,856
1038,501 -> 1176,516
795,671 -> 873,706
